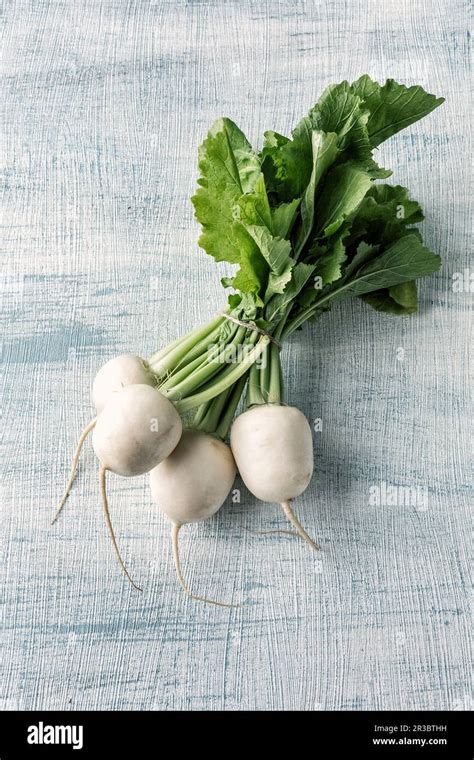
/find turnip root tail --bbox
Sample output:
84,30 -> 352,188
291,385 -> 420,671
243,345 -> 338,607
52,417 -> 97,525
280,500 -> 320,551
171,523 -> 239,608
99,466 -> 142,592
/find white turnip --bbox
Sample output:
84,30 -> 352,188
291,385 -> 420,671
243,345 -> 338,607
92,384 -> 182,477
230,404 -> 319,550
92,384 -> 182,589
149,429 -> 238,606
55,383 -> 182,590
54,354 -> 157,521
92,354 -> 156,413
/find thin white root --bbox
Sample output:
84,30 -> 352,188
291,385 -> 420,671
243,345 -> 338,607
171,523 -> 240,608
280,500 -> 320,551
52,417 -> 97,525
99,466 -> 142,592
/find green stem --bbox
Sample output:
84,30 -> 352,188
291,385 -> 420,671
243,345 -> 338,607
280,277 -> 362,340
278,350 -> 284,401
171,336 -> 270,413
273,304 -> 292,340
148,306 -> 292,427
281,303 -> 326,339
192,399 -> 212,428
267,343 -> 282,404
247,362 -> 265,407
193,386 -> 232,435
149,314 -> 225,375
173,322 -> 236,370
158,351 -> 209,391
259,345 -> 271,403
158,321 -> 239,390
214,373 -> 248,440
163,327 -> 247,397
249,342 -> 282,406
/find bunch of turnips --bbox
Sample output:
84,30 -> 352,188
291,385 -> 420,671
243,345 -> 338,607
54,77 -> 443,605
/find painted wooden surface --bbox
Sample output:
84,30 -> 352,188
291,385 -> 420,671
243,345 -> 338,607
2,0 -> 471,711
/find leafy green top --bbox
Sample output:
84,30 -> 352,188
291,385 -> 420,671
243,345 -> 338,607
191,77 -> 443,331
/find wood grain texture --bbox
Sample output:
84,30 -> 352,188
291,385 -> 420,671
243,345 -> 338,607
1,0 -> 471,711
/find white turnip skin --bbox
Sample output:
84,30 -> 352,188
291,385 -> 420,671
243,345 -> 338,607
92,384 -> 182,477
230,404 -> 319,550
149,429 -> 238,607
54,354 -> 157,522
92,354 -> 156,414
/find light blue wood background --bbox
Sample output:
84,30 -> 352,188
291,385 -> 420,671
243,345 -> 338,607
2,0 -> 471,711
